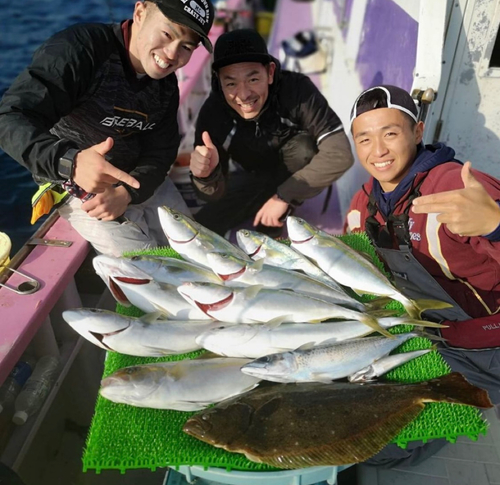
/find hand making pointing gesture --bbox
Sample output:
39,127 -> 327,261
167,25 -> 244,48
412,161 -> 500,237
73,137 -> 140,194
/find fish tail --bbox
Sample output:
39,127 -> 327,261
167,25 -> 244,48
410,328 -> 448,342
366,309 -> 400,318
360,315 -> 395,339
400,298 -> 453,319
424,372 -> 493,408
402,319 -> 448,329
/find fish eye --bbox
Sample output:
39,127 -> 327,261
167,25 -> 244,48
130,256 -> 140,261
242,230 -> 249,236
202,414 -> 210,421
174,215 -> 180,220
221,254 -> 229,259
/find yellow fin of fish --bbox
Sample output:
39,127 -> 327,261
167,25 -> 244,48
242,285 -> 265,299
250,258 -> 265,272
264,316 -> 289,329
140,311 -> 165,324
409,299 -> 454,319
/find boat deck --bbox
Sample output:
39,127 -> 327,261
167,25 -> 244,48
358,408 -> 500,485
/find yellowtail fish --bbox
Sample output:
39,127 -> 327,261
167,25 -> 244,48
62,308 -> 224,357
287,216 -> 452,318
177,282 -> 393,337
157,206 -> 250,268
100,357 -> 261,411
196,318 -> 446,359
236,229 -> 343,292
205,251 -> 361,309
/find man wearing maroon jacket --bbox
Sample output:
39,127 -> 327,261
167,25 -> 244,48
346,84 -> 500,467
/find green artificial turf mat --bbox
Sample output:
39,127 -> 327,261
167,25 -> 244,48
82,233 -> 488,473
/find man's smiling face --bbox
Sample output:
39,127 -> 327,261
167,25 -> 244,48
352,108 -> 424,192
130,2 -> 199,80
219,62 -> 275,120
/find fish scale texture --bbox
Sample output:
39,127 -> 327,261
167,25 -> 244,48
82,233 -> 488,473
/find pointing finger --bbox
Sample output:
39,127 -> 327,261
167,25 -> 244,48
105,164 -> 140,189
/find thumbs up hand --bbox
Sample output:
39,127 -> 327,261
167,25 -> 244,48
190,131 -> 220,178
412,162 -> 500,237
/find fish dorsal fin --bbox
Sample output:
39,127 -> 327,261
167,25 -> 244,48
264,316 -> 288,329
295,342 -> 316,351
250,258 -> 265,272
140,311 -> 164,324
242,285 -> 265,300
316,337 -> 339,346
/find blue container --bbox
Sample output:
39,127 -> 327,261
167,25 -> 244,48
165,464 -> 353,485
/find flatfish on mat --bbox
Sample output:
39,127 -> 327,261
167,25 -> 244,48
183,372 -> 492,468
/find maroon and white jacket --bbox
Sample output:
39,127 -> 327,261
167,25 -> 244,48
345,162 -> 500,319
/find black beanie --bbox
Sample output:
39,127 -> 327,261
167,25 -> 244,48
212,29 -> 272,70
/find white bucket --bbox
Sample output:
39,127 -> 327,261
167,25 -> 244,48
169,162 -> 206,215
0,232 -> 11,268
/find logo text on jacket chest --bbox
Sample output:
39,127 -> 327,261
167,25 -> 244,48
100,116 -> 156,131
408,218 -> 421,242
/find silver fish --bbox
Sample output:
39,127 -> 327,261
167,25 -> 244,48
157,206 -> 250,268
287,216 -> 451,318
62,308 -> 223,357
236,229 -> 343,291
206,252 -> 362,309
177,282 -> 392,336
93,255 -> 211,320
100,357 -> 261,411
110,275 -> 212,321
240,332 -> 420,383
122,254 -> 222,285
196,318 -> 445,359
349,348 -> 433,382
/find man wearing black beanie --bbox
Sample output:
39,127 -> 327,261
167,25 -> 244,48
190,28 -> 353,236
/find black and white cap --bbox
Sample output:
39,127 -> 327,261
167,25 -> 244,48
350,85 -> 419,126
154,0 -> 214,53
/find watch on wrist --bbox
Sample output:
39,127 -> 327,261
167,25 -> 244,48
58,148 -> 80,180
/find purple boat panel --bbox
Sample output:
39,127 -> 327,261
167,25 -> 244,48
356,0 -> 418,91
333,0 -> 354,39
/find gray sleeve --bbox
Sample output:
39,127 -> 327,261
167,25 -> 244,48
278,130 -> 354,204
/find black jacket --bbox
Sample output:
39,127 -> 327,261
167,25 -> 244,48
192,60 -> 353,204
0,21 -> 180,204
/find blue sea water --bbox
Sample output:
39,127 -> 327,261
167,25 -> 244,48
0,0 -> 133,254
